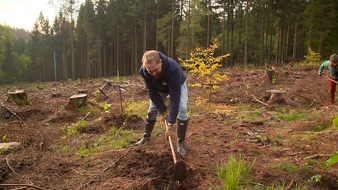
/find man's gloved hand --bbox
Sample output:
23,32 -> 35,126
160,111 -> 168,123
318,73 -> 322,76
165,123 -> 175,139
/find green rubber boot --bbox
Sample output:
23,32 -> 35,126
135,119 -> 156,146
177,119 -> 188,155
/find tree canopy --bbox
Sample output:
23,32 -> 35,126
0,0 -> 337,84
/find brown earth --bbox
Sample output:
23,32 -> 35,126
0,66 -> 337,190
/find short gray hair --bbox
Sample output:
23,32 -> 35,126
330,54 -> 338,63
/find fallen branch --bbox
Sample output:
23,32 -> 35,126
305,99 -> 316,109
292,93 -> 312,103
76,112 -> 91,125
5,157 -> 19,176
251,95 -> 273,108
103,147 -> 132,172
303,154 -> 331,160
0,103 -> 25,123
99,88 -> 108,97
284,180 -> 296,190
0,184 -> 46,190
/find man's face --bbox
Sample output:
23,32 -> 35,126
332,62 -> 338,68
146,60 -> 162,79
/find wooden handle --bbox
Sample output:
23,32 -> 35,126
324,76 -> 338,84
168,135 -> 177,163
165,120 -> 177,163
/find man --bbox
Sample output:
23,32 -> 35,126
135,50 -> 188,155
318,54 -> 338,104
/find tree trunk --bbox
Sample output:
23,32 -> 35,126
244,1 -> 249,67
293,23 -> 298,59
307,0 -> 314,51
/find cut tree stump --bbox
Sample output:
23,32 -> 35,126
66,94 -> 88,109
78,89 -> 88,94
266,90 -> 299,107
101,80 -> 113,91
51,92 -> 61,98
6,90 -> 30,105
266,69 -> 276,84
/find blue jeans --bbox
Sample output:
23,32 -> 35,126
146,81 -> 188,121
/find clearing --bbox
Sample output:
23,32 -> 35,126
0,65 -> 337,190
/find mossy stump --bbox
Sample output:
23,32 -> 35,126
66,94 -> 88,109
6,90 -> 30,105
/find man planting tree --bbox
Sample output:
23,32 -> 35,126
135,50 -> 189,156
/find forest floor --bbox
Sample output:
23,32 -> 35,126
0,65 -> 337,190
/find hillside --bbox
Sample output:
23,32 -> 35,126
0,65 -> 337,190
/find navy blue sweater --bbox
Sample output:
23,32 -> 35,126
140,51 -> 186,124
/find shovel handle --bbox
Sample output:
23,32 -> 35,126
168,135 -> 177,163
165,120 -> 177,163
324,76 -> 338,84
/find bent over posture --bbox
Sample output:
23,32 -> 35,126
318,54 -> 338,104
135,50 -> 189,155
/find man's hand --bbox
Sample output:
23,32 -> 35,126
318,73 -> 322,76
160,111 -> 168,123
165,122 -> 175,139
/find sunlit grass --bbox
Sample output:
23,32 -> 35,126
217,155 -> 253,190
276,110 -> 307,121
124,99 -> 149,118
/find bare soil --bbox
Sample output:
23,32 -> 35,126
0,66 -> 337,190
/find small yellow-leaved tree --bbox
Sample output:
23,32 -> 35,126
304,48 -> 321,66
179,38 -> 230,103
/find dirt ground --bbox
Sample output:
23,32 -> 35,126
0,65 -> 337,190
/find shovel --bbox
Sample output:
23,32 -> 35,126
165,121 -> 188,182
324,75 -> 338,84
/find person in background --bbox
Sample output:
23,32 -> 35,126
318,54 -> 338,104
135,50 -> 189,155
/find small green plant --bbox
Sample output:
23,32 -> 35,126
312,125 -> 323,132
307,174 -> 321,184
1,135 -> 7,141
275,162 -> 298,174
103,101 -> 111,112
62,120 -> 88,136
276,111 -> 306,121
272,74 -> 277,84
300,164 -> 314,175
333,116 -> 338,128
76,145 -> 98,157
326,152 -> 338,166
217,155 -> 253,190
306,159 -> 315,165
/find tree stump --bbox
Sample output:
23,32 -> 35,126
266,90 -> 299,107
51,92 -> 61,98
101,80 -> 113,91
266,70 -> 276,84
6,90 -> 30,105
78,89 -> 88,94
66,94 -> 88,109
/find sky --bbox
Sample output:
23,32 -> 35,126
0,0 -> 60,31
